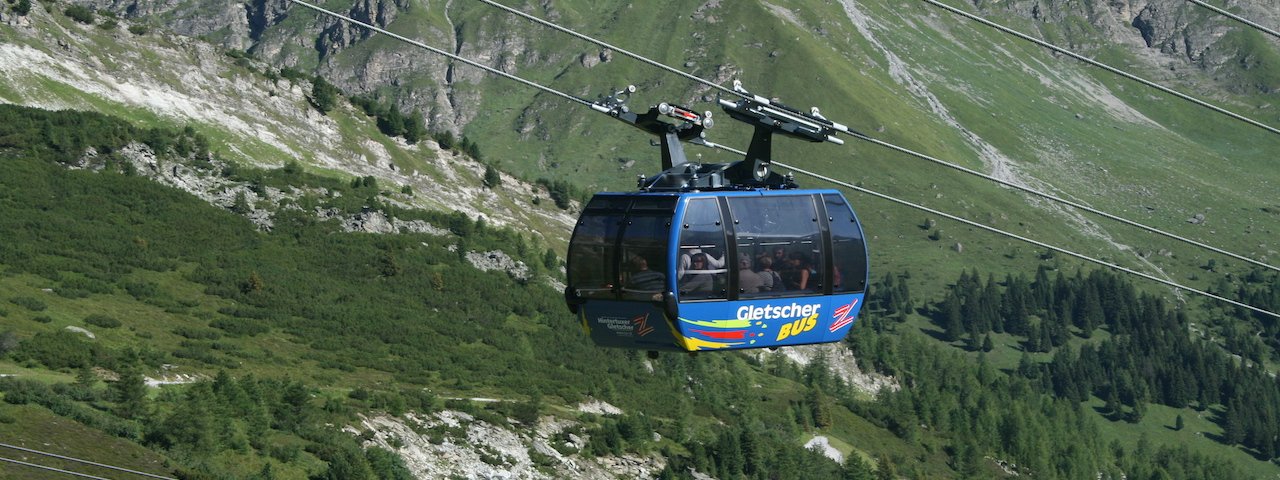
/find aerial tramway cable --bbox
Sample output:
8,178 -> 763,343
287,0 -> 1280,319
290,1 -> 592,108
920,0 -> 1280,138
471,0 -> 1280,275
0,456 -> 111,480
774,161 -> 1280,320
0,443 -> 177,480
1185,0 -> 1280,41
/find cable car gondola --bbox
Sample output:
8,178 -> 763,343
565,83 -> 869,353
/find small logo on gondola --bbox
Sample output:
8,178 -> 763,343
829,299 -> 859,332
631,313 -> 654,336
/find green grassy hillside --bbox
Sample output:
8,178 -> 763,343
3,0 -> 1280,478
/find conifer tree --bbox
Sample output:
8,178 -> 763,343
943,292 -> 963,342
483,164 -> 501,188
111,363 -> 148,420
311,76 -> 340,114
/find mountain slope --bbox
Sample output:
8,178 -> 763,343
2,0 -> 1280,478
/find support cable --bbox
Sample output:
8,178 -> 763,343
288,0 -> 592,108
844,130 -> 1280,274
0,456 -> 111,480
0,443 -> 176,480
772,160 -> 1280,320
292,0 -> 1280,318
470,0 -> 1280,273
1186,0 -> 1280,40
473,0 -> 743,101
921,0 -> 1280,137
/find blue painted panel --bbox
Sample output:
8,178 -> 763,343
673,293 -> 864,350
579,301 -> 681,351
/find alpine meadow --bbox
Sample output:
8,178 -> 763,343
0,0 -> 1278,478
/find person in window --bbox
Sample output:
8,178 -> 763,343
737,253 -> 763,294
756,256 -> 782,292
679,253 -> 715,294
678,247 -> 724,281
784,252 -> 815,291
625,255 -> 665,294
772,247 -> 787,266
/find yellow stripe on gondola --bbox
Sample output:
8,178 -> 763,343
678,317 -> 752,329
665,317 -> 737,350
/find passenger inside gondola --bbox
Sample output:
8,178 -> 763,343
784,251 -> 816,291
756,256 -> 782,292
625,255 -> 665,294
737,254 -> 763,294
679,253 -> 716,295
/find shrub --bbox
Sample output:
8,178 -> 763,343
98,18 -> 117,30
12,331 -> 96,369
13,0 -> 31,16
209,318 -> 269,336
124,281 -> 159,299
11,296 -> 46,312
128,24 -> 148,35
84,314 -> 122,328
311,76 -> 340,114
64,5 -> 94,24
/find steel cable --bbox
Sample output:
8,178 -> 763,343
921,0 -> 1280,137
0,443 -> 176,480
1186,0 -> 1280,40
290,0 -> 1280,318
472,0 -> 1280,274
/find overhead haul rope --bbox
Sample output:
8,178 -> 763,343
473,0 -> 1280,275
290,1 -> 591,108
288,0 -> 1280,319
1186,0 -> 1280,41
0,443 -> 177,480
0,456 -> 111,480
920,0 -> 1280,138
775,161 -> 1280,319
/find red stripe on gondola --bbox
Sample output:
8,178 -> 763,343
691,329 -> 747,340
829,318 -> 854,332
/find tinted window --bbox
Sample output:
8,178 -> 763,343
619,214 -> 670,301
824,194 -> 867,293
568,212 -> 621,299
728,195 -> 823,297
677,198 -> 727,301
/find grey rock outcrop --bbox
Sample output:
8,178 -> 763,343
997,0 -> 1280,93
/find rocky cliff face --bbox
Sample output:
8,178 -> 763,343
1002,0 -> 1280,93
1,3 -> 577,247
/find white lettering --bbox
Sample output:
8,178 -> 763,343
736,302 -> 822,321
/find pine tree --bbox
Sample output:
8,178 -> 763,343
808,386 -> 832,429
943,292 -> 963,342
842,455 -> 875,480
111,364 -> 149,420
874,453 -> 898,480
483,164 -> 501,188
311,76 -> 340,114
542,248 -> 558,271
231,190 -> 251,214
